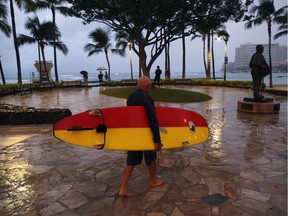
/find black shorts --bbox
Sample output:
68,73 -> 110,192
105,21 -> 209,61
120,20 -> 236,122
127,150 -> 156,166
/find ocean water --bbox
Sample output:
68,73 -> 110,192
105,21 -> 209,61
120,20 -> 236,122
1,71 -> 287,85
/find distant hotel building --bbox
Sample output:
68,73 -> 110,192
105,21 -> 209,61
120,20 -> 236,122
232,43 -> 287,72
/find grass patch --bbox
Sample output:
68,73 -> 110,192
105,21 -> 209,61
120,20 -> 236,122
100,87 -> 212,102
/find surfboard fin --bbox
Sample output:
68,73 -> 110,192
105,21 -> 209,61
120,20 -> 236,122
93,143 -> 105,150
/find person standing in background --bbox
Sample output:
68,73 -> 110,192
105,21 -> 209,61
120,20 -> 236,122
154,66 -> 162,84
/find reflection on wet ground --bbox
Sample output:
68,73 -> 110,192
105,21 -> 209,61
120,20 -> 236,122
0,86 -> 287,215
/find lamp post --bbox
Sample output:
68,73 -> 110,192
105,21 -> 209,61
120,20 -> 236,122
223,39 -> 228,81
216,31 -> 229,81
128,42 -> 133,80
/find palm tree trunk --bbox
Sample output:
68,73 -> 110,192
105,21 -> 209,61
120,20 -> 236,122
52,6 -> 59,83
203,39 -> 207,76
207,31 -> 211,80
104,49 -> 111,80
9,0 -> 22,84
182,31 -> 186,79
38,41 -> 41,78
211,32 -> 216,80
167,42 -> 170,79
0,57 -> 6,84
268,20 -> 273,88
40,43 -> 49,81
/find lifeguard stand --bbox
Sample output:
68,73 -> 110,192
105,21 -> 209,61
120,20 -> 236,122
34,60 -> 53,82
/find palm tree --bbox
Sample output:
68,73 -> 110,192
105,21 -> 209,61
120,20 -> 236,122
35,0 -> 70,83
7,0 -> 36,84
245,0 -> 287,88
0,1 -> 11,85
0,1 -> 11,38
191,31 -> 207,76
115,30 -> 133,78
84,27 -> 125,81
216,29 -> 229,81
17,16 -> 68,82
273,6 -> 288,40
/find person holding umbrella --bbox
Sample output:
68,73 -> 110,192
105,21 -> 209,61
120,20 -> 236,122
80,70 -> 89,86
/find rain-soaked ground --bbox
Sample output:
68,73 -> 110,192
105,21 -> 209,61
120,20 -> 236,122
0,85 -> 287,216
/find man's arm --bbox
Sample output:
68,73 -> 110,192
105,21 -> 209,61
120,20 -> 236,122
144,100 -> 161,143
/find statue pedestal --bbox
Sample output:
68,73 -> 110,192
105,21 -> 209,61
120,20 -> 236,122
237,97 -> 280,114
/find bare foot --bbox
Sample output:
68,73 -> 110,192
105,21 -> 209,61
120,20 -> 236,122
150,179 -> 165,188
118,190 -> 134,197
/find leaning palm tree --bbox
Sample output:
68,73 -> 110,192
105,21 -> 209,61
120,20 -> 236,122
34,0 -> 70,83
245,0 -> 287,88
17,16 -> 68,82
84,27 -> 125,81
0,1 -> 11,38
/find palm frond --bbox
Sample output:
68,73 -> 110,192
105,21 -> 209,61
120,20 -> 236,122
0,19 -> 11,37
17,34 -> 36,46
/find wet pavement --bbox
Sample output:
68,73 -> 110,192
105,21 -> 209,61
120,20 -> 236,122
0,86 -> 287,216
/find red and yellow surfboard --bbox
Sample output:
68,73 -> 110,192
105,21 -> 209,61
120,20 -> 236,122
53,106 -> 209,150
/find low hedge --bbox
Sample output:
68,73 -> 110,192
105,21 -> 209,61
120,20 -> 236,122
0,79 -> 261,97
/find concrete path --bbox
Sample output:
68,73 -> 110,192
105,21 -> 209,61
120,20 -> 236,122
0,86 -> 287,216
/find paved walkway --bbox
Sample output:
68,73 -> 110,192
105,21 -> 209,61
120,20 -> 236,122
0,86 -> 287,216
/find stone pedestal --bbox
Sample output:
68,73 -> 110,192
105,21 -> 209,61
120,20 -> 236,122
237,97 -> 280,114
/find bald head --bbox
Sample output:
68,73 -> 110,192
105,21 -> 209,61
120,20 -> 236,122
138,76 -> 152,93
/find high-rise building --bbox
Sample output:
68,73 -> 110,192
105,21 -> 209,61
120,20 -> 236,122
233,43 -> 287,72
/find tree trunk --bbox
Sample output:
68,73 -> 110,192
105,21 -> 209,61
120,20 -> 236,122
0,58 -> 6,84
182,31 -> 186,79
207,31 -> 211,80
268,20 -> 273,88
211,32 -> 216,80
138,44 -> 149,77
167,42 -> 170,79
9,0 -> 22,84
164,35 -> 171,79
104,49 -> 111,80
52,6 -> 58,83
40,43 -> 49,81
38,41 -> 42,78
202,38 -> 207,76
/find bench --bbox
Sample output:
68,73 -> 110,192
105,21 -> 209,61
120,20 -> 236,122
14,83 -> 32,95
121,79 -> 138,85
175,79 -> 192,84
61,80 -> 82,87
38,82 -> 55,90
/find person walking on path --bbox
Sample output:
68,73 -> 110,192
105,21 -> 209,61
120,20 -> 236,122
154,66 -> 162,84
249,44 -> 270,101
119,76 -> 165,197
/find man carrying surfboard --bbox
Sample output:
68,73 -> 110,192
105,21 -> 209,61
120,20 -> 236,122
119,76 -> 165,197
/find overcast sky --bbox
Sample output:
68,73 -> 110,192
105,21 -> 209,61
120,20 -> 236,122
0,0 -> 287,77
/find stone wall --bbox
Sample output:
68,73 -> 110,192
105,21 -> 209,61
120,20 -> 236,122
0,104 -> 72,125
